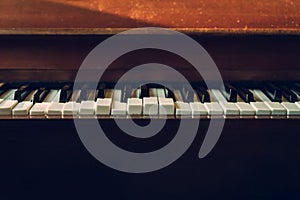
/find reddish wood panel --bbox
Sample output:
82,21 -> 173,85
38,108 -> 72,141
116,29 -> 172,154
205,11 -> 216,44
0,0 -> 299,30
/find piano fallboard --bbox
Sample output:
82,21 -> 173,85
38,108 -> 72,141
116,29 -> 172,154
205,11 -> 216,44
1,33 -> 300,82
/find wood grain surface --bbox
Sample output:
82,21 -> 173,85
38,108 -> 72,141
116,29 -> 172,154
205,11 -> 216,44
0,0 -> 300,34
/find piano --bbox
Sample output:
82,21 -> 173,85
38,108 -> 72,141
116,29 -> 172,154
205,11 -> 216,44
1,0 -> 300,199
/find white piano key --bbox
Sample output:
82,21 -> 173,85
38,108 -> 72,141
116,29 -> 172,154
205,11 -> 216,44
210,89 -> 239,115
96,98 -> 112,115
149,88 -> 157,97
51,90 -> 61,103
47,102 -> 64,115
131,88 -> 141,98
204,102 -> 223,115
189,102 -> 208,116
12,101 -> 33,115
24,90 -> 38,101
156,88 -> 166,98
79,101 -> 96,115
30,102 -> 51,116
63,102 -> 80,115
44,90 -> 59,102
111,101 -> 127,115
264,102 -> 286,116
113,90 -> 122,102
86,90 -> 97,101
250,102 -> 271,115
219,102 -> 239,115
127,98 -> 142,115
296,102 -> 300,108
250,89 -> 275,116
252,89 -> 286,115
143,97 -> 158,115
173,90 -> 183,102
235,102 -> 255,116
0,99 -> 3,104
69,90 -> 81,102
0,100 -> 18,115
251,89 -> 270,102
193,91 -> 200,102
281,102 -> 300,115
209,89 -> 226,102
158,97 -> 174,115
175,101 -> 192,115
0,89 -> 17,100
105,89 -> 114,98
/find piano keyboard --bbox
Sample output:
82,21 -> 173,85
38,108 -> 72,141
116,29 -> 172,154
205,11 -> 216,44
1,82 -> 300,118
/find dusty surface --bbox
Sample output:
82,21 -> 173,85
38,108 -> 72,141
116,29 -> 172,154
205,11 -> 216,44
0,0 -> 299,30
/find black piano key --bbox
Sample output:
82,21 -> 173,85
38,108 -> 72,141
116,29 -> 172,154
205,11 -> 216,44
233,85 -> 255,103
195,85 -> 210,103
69,89 -> 82,102
123,84 -> 131,102
25,89 -> 39,101
277,85 -> 297,103
0,89 -> 7,98
59,84 -> 72,103
0,83 -> 8,97
140,84 -> 149,98
33,88 -> 49,103
78,84 -> 89,101
221,83 -> 237,102
262,83 -> 282,102
182,84 -> 194,102
165,85 -> 176,101
14,85 -> 31,102
290,83 -> 300,97
97,83 -> 106,99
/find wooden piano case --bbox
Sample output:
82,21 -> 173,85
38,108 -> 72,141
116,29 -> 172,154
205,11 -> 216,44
0,0 -> 300,199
